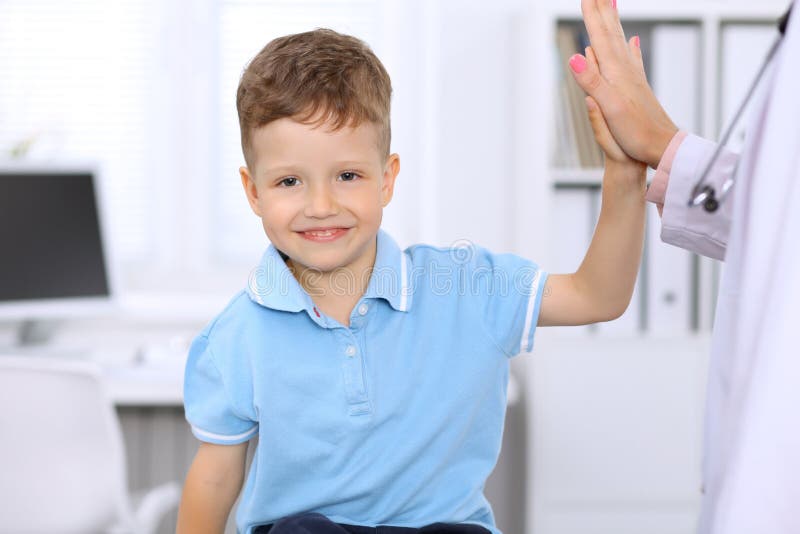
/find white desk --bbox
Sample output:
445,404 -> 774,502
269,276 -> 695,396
0,344 -> 187,407
102,363 -> 184,406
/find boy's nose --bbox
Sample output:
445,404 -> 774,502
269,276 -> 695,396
304,185 -> 339,218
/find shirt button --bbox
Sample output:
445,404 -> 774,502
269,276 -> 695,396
345,345 -> 357,357
357,303 -> 369,316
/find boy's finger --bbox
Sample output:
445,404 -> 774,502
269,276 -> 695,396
586,96 -> 607,135
585,95 -> 626,161
585,96 -> 613,147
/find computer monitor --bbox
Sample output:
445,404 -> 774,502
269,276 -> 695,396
0,163 -> 116,342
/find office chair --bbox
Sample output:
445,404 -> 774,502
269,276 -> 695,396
0,356 -> 180,534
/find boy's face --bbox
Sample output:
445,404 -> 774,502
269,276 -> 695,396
240,117 -> 399,277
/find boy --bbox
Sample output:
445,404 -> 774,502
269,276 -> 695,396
177,28 -> 646,534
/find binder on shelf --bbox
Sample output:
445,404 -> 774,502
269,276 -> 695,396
646,23 -> 701,334
720,23 -> 777,150
554,25 -> 604,169
552,69 -> 581,168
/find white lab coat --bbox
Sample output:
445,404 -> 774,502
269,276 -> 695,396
658,7 -> 800,533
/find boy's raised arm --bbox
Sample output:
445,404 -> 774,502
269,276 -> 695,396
177,441 -> 249,534
538,81 -> 647,327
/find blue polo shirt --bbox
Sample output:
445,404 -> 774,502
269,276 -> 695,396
183,229 -> 547,534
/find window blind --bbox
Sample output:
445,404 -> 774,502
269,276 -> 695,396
0,0 -> 160,262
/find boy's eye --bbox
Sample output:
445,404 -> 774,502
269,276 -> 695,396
339,171 -> 359,182
279,177 -> 298,187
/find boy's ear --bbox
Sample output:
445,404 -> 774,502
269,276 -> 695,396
381,153 -> 400,207
240,166 -> 262,216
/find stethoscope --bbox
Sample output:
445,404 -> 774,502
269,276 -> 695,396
689,3 -> 794,213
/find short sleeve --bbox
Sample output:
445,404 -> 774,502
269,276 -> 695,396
183,334 -> 258,445
469,246 -> 548,357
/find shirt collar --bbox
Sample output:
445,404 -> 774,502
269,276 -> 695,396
363,229 -> 413,312
246,228 -> 413,314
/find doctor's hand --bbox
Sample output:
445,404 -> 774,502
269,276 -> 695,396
569,0 -> 679,169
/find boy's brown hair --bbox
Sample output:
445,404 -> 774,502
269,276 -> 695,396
236,28 -> 392,169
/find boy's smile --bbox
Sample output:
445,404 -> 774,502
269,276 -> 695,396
240,116 -> 400,293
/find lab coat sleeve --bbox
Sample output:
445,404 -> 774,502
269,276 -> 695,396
659,134 -> 739,261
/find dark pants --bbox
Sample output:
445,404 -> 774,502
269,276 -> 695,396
253,512 -> 492,534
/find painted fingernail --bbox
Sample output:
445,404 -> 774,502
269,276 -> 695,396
612,0 -> 617,9
634,35 -> 640,48
569,54 -> 587,74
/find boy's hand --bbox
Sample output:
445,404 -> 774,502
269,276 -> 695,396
581,50 -> 645,178
580,46 -> 646,178
586,93 -> 628,165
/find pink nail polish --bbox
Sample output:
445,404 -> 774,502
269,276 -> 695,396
634,35 -> 640,48
569,54 -> 587,74
612,0 -> 617,9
